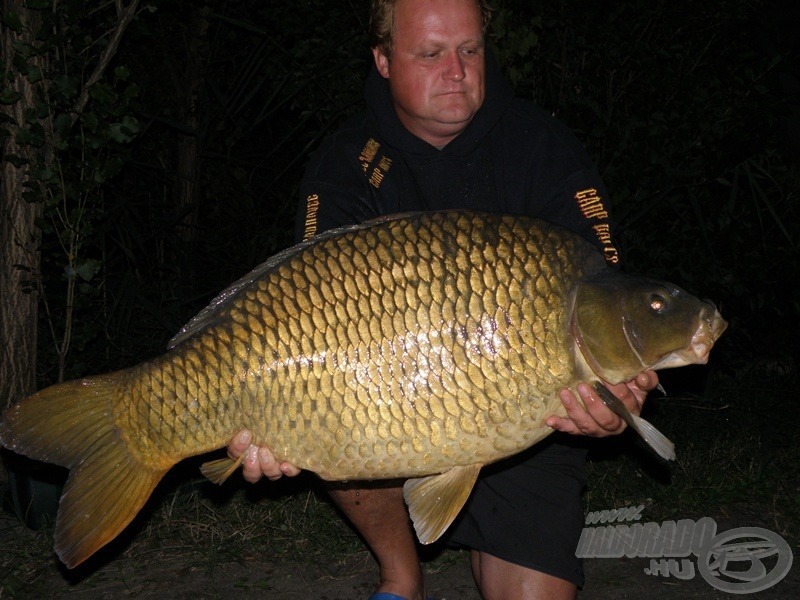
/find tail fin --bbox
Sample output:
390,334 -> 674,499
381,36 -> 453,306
0,374 -> 170,568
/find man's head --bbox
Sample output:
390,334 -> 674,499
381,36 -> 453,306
370,0 -> 492,148
369,0 -> 492,60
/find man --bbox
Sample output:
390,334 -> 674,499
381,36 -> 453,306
228,1 -> 657,598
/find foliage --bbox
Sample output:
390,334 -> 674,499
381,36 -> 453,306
1,0 -> 142,383
72,0 -> 374,372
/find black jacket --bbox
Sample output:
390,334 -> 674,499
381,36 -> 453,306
296,52 -> 618,265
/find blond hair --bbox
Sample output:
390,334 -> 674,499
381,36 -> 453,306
369,0 -> 493,58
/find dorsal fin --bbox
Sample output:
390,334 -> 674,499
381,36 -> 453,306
168,212 -> 425,348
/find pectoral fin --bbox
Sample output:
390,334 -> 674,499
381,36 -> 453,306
402,464 -> 482,545
591,381 -> 676,461
200,453 -> 246,484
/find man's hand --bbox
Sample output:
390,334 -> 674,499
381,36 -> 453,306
227,430 -> 301,483
546,370 -> 659,437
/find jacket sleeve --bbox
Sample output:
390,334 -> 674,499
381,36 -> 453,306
507,102 -> 621,266
294,132 -> 382,243
536,169 -> 620,266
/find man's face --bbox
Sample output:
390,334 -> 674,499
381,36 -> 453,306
373,0 -> 486,148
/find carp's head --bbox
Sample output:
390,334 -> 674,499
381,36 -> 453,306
571,271 -> 728,384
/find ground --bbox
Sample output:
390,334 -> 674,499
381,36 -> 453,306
1,499 -> 796,600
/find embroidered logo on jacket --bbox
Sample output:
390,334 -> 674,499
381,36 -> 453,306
575,188 -> 608,220
359,139 -> 380,173
302,193 -> 320,241
359,138 -> 393,189
574,188 -> 619,264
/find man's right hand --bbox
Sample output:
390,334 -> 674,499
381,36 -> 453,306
227,430 -> 302,483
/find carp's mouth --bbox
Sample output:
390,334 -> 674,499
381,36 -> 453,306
650,307 -> 728,370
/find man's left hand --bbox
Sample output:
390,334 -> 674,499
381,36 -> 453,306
546,370 -> 659,437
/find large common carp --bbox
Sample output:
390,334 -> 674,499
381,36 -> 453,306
0,211 -> 726,568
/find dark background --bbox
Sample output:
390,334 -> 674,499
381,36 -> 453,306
2,0 -> 798,466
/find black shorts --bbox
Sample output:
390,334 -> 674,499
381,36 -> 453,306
445,435 -> 589,587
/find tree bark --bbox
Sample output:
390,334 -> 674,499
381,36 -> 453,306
175,4 -> 211,247
0,166 -> 41,410
0,0 -> 45,410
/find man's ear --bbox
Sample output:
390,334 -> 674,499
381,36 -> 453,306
372,47 -> 390,78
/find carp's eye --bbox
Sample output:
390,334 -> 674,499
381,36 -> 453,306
649,294 -> 667,313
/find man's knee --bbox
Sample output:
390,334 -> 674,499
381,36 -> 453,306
471,551 -> 577,600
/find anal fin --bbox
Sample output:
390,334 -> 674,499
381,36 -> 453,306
200,453 -> 246,485
403,464 -> 482,545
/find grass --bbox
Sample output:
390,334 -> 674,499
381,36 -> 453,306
0,512 -> 59,598
1,363 -> 797,596
0,470 -> 375,598
128,470 -> 367,566
584,362 -> 800,542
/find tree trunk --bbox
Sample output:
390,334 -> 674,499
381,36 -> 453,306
175,5 -> 211,248
0,170 -> 40,410
0,0 -> 45,410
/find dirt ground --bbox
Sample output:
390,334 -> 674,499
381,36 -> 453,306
1,505 -> 796,600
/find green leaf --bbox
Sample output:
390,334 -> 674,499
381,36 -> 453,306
21,189 -> 41,204
26,66 -> 43,83
0,87 -> 22,105
78,282 -> 101,296
122,82 -> 139,102
82,112 -> 99,133
75,259 -> 101,282
114,65 -> 130,81
121,115 -> 140,134
13,52 -> 30,74
3,11 -> 23,32
88,82 -> 115,104
25,0 -> 52,10
15,123 -> 45,147
31,166 -> 55,181
109,123 -> 128,143
3,154 -> 28,167
54,74 -> 79,99
53,112 -> 72,137
109,116 -> 139,143
11,39 -> 34,59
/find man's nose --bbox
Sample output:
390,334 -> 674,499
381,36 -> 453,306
443,51 -> 466,82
